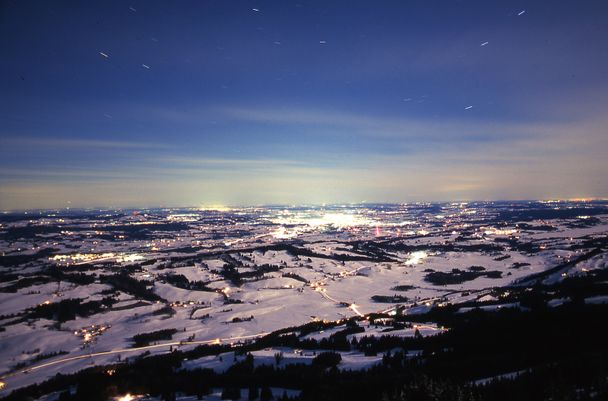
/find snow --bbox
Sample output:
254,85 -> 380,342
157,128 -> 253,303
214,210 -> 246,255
0,205 -> 606,394
457,303 -> 521,313
584,295 -> 608,305
181,346 -> 383,373
474,369 -> 529,385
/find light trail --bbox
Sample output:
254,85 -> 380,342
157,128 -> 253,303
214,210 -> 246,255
0,332 -> 268,382
309,263 -> 370,317
412,323 -> 443,331
349,303 -> 364,317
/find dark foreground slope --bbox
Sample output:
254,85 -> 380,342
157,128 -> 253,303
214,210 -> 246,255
3,267 -> 608,401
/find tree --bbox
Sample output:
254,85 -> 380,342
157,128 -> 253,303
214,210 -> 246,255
261,386 -> 274,401
274,351 -> 284,366
312,351 -> 342,368
248,385 -> 259,401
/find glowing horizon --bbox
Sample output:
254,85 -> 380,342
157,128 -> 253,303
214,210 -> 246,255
1,2 -> 607,209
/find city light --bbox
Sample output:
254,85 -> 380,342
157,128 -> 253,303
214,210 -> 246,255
405,251 -> 428,266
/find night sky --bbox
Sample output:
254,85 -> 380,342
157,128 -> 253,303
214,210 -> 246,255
1,1 -> 608,209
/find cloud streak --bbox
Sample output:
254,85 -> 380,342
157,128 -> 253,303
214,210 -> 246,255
0,136 -> 173,150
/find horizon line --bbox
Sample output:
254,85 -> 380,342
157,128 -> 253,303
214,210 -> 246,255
3,198 -> 607,214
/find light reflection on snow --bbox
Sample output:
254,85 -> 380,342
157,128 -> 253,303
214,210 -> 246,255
167,213 -> 199,222
483,228 -> 517,236
405,251 -> 428,266
272,212 -> 376,228
271,226 -> 298,239
50,252 -> 144,265
115,394 -> 139,401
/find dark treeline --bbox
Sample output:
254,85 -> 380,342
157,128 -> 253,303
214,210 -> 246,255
162,242 -> 396,267
214,262 -> 281,287
5,299 -> 608,401
0,248 -> 58,267
4,249 -> 608,401
424,268 -> 502,286
496,206 -> 608,222
27,297 -> 117,322
358,241 -> 504,256
99,273 -> 165,302
159,273 -> 215,292
371,294 -> 410,303
0,275 -> 54,292
45,266 -> 97,285
281,272 -> 309,283
0,222 -> 189,242
132,329 -> 178,347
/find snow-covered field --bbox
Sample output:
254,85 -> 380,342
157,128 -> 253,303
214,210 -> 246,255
1,201 -> 607,395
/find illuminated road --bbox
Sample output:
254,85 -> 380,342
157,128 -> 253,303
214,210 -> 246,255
0,281 -> 458,391
0,259 -> 491,391
6,275 -> 485,382
309,265 -> 370,317
349,303 -> 364,317
0,332 -> 268,383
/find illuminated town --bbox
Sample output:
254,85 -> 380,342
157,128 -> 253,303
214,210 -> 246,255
1,201 -> 608,399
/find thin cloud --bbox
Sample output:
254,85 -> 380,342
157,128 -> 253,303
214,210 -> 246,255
0,136 -> 173,150
159,156 -> 307,168
215,105 -> 566,144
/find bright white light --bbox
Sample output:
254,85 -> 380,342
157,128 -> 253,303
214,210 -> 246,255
483,228 -> 517,236
50,252 -> 143,264
118,254 -> 144,263
306,213 -> 375,228
405,251 -> 427,266
167,213 -> 199,222
271,226 -> 298,239
272,212 -> 375,229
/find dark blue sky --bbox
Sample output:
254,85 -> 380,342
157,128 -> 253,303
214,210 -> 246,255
1,1 -> 608,209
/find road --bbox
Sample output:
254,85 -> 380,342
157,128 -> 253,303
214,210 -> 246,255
0,332 -> 268,383
309,264 -> 370,317
1,260 -> 493,391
